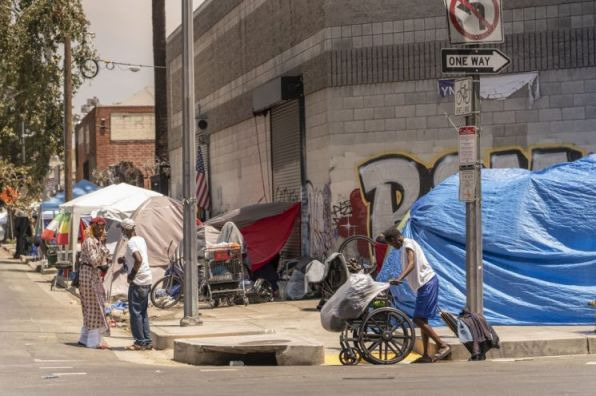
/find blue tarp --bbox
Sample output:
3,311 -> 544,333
40,180 -> 99,213
378,155 -> 596,325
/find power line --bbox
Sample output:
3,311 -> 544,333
96,58 -> 166,70
80,58 -> 165,79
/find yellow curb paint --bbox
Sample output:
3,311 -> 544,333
323,352 -> 421,366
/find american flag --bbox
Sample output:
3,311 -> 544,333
195,146 -> 210,210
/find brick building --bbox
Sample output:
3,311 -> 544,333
167,0 -> 596,258
75,104 -> 155,188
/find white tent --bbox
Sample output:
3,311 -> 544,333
59,183 -> 162,267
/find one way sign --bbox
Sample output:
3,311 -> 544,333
441,48 -> 511,74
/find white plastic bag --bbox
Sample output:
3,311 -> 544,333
320,273 -> 389,332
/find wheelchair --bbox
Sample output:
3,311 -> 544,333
337,287 -> 415,365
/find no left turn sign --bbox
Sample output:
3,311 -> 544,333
444,0 -> 504,44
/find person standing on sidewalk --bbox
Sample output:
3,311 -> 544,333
117,218 -> 153,350
78,216 -> 110,349
378,227 -> 451,363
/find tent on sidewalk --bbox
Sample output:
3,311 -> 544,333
102,196 -> 184,298
59,183 -> 162,267
377,155 -> 596,325
204,202 -> 301,271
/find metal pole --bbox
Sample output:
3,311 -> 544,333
465,73 -> 483,314
180,0 -> 201,326
64,36 -> 73,203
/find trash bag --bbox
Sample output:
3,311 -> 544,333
286,268 -> 307,300
320,273 -> 389,332
305,259 -> 325,284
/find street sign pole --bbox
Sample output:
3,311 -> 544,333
443,0 -> 506,315
465,73 -> 483,314
180,0 -> 201,327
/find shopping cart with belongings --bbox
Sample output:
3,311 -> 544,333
203,243 -> 248,308
320,273 -> 416,365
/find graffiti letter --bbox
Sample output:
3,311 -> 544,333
359,155 -> 428,238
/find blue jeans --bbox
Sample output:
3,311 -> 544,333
128,284 -> 151,346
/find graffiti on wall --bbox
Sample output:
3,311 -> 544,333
358,145 -> 587,239
274,187 -> 300,203
304,181 -> 334,259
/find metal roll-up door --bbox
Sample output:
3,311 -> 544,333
271,99 -> 302,258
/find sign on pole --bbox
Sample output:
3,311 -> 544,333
455,78 -> 473,116
458,126 -> 477,167
444,0 -> 504,45
459,168 -> 477,202
442,48 -> 511,74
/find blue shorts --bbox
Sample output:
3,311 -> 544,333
413,275 -> 439,319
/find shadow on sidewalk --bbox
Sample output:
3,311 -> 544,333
0,267 -> 33,273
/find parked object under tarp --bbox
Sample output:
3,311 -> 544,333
203,202 -> 301,272
378,154 -> 596,325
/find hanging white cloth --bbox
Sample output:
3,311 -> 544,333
480,72 -> 540,105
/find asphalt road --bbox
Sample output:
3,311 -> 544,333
1,257 -> 595,396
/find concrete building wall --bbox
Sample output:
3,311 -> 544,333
320,67 -> 595,240
166,0 -> 596,255
202,116 -> 272,211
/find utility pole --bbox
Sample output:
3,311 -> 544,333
64,36 -> 73,203
465,74 -> 483,314
180,0 -> 201,327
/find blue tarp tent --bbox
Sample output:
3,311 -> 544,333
40,180 -> 100,214
378,155 -> 596,325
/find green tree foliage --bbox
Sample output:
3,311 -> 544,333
0,0 -> 94,195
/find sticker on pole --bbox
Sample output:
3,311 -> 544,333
459,168 -> 477,202
455,78 -> 473,116
444,0 -> 504,44
458,126 -> 478,166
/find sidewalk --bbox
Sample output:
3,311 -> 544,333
149,299 -> 596,363
4,246 -> 595,366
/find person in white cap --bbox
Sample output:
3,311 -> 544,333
117,218 -> 153,350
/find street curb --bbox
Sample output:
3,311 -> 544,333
151,325 -> 275,350
173,334 -> 325,366
415,333 -> 596,361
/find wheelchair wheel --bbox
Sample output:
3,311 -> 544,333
339,347 -> 361,366
338,235 -> 377,275
358,307 -> 415,365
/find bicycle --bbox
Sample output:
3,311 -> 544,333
150,241 -> 208,309
150,241 -> 185,309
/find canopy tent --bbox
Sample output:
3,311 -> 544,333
204,202 -> 301,271
59,183 -> 162,267
102,196 -> 184,298
377,155 -> 596,325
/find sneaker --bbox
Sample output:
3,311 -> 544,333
434,345 -> 451,361
141,344 -> 154,350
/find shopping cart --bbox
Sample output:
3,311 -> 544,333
203,243 -> 248,308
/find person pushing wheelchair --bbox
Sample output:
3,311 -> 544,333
377,227 -> 451,363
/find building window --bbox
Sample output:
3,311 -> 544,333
110,113 -> 155,141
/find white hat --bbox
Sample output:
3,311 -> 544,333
120,218 -> 136,230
